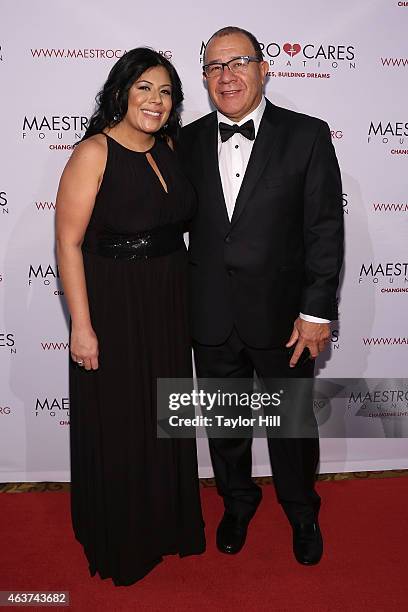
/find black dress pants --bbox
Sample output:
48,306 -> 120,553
193,327 -> 321,526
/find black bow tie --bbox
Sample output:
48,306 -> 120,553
219,119 -> 255,142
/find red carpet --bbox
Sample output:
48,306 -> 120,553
1,479 -> 407,611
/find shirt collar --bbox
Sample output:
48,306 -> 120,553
217,96 -> 266,137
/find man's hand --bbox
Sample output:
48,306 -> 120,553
286,317 -> 330,368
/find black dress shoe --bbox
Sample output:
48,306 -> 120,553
292,521 -> 323,565
216,513 -> 249,555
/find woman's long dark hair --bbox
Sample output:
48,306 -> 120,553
81,48 -> 183,143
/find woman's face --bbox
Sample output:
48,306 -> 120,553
124,65 -> 173,134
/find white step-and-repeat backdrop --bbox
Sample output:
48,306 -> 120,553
1,0 -> 407,480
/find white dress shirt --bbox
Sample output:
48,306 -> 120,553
217,96 -> 330,324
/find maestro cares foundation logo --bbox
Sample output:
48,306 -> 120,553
200,39 -> 356,79
0,332 -> 16,354
35,397 -> 70,426
368,120 -> 408,155
342,193 -> 350,215
348,386 -> 408,419
0,189 -> 8,215
28,263 -> 64,296
358,261 -> 408,292
22,114 -> 88,150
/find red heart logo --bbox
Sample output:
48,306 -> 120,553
283,43 -> 301,57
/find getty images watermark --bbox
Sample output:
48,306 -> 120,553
157,377 -> 317,439
156,378 -> 408,439
168,388 -> 283,429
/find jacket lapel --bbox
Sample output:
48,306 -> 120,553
230,100 -> 278,228
199,112 -> 231,228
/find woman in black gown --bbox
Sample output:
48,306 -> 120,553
55,49 -> 205,586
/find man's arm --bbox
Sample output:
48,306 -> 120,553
287,121 -> 343,366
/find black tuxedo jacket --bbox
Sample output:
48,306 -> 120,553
178,99 -> 344,348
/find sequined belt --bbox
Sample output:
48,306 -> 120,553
84,223 -> 185,260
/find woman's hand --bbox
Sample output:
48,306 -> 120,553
70,326 -> 99,371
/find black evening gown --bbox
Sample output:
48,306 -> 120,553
69,134 -> 206,586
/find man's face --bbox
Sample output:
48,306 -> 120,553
204,33 -> 268,122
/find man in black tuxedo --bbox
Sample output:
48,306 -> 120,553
178,26 -> 344,565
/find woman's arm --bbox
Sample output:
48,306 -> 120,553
55,136 -> 106,370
